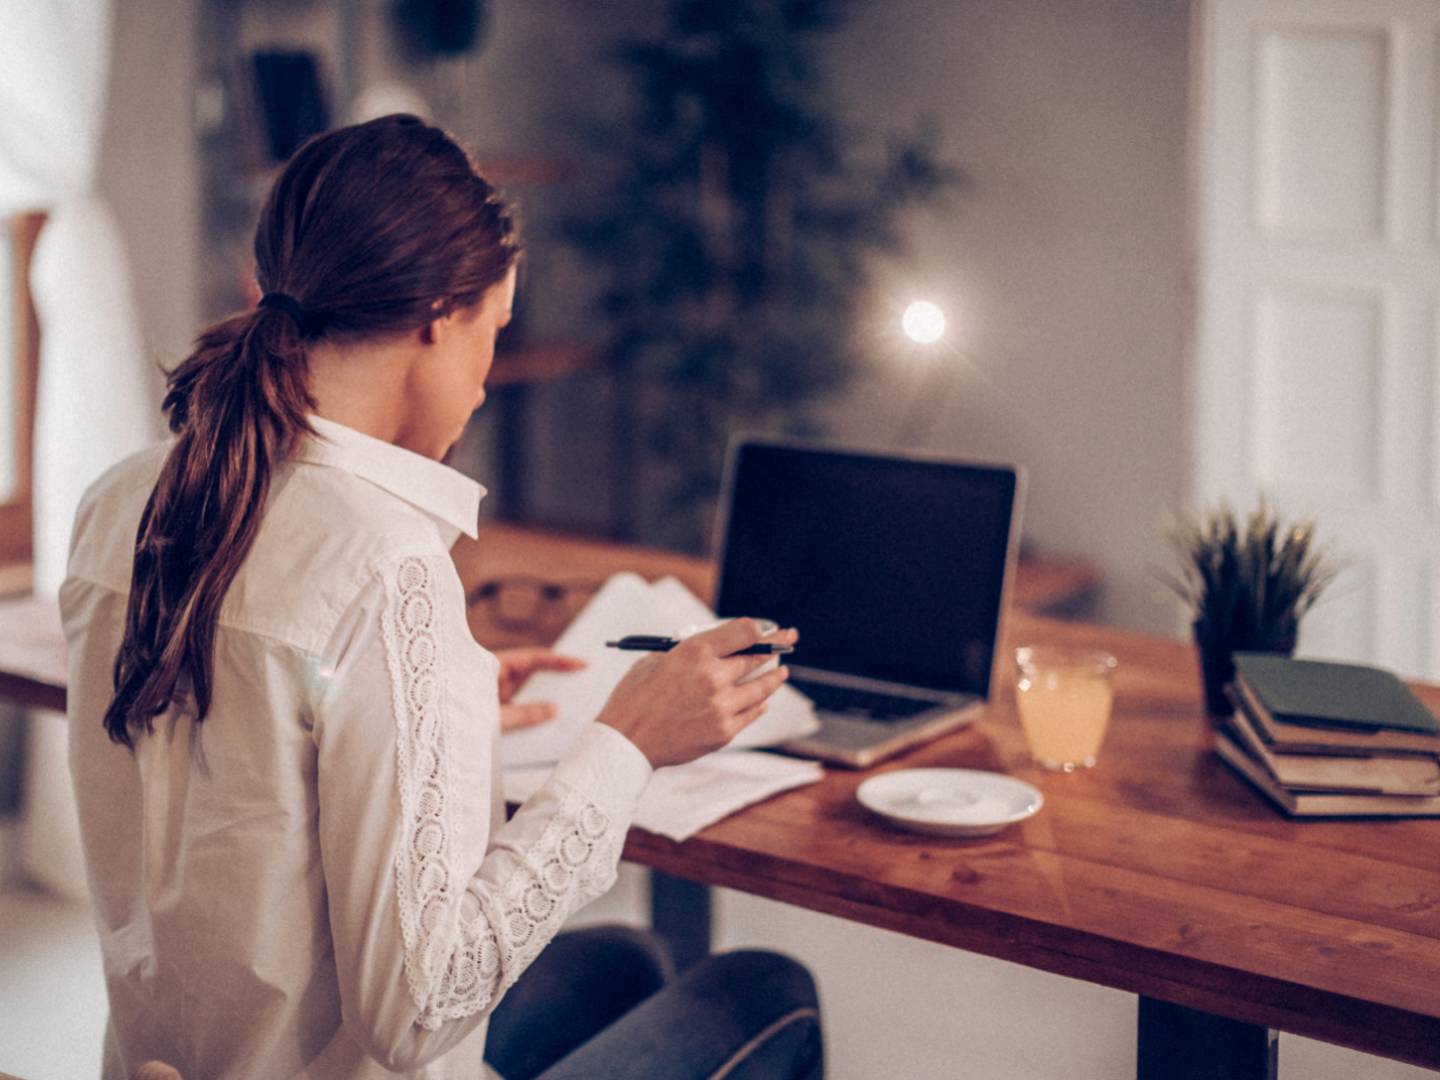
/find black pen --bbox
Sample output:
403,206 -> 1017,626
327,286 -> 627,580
605,635 -> 793,656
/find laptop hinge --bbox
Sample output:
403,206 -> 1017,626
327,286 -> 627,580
785,664 -> 971,704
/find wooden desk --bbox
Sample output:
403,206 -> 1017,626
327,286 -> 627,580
454,525 -> 1440,1075
11,528 -> 1437,1076
630,615 -> 1440,1074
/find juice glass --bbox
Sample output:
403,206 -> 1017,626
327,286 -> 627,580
1014,645 -> 1118,771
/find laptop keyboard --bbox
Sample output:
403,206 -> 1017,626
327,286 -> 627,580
789,678 -> 939,722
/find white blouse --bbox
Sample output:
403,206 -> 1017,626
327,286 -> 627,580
61,415 -> 653,1080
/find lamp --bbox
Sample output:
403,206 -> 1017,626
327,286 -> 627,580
901,300 -> 946,345
893,298 -> 962,446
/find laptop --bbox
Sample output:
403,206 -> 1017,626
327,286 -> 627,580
713,438 -> 1025,768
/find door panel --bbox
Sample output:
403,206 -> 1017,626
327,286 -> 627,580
1255,27 -> 1389,239
1253,285 -> 1382,503
1195,0 -> 1440,677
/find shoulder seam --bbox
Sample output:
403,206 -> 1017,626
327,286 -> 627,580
64,539 -> 455,660
63,571 -> 327,660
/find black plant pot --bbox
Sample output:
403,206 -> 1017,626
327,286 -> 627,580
1193,621 -> 1297,718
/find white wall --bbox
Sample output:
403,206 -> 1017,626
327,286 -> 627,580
99,0 -> 199,394
817,0 -> 1193,635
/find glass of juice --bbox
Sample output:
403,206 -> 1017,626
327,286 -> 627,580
1014,645 -> 1118,771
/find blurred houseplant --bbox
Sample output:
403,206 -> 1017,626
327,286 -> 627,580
1162,502 -> 1341,716
566,0 -> 961,550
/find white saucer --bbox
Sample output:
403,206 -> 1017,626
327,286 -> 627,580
856,768 -> 1043,838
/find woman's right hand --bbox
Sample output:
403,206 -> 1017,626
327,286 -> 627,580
595,618 -> 799,769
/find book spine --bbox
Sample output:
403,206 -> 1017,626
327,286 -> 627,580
1215,733 -> 1440,817
1229,687 -> 1440,794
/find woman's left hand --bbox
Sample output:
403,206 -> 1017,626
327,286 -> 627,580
495,647 -> 587,732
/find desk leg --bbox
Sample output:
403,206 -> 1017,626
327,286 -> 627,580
1137,997 -> 1277,1080
649,871 -> 711,971
493,384 -> 529,520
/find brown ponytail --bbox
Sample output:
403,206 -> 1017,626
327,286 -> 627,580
104,114 -> 519,748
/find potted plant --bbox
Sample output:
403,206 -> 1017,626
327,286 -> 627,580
1162,501 -> 1341,716
563,0 -> 962,550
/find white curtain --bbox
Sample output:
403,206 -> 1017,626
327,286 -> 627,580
1,0 -> 156,897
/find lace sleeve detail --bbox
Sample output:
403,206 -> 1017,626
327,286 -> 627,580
380,555 -> 623,1030
422,790 -> 620,1028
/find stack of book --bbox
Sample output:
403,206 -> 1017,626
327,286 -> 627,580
1217,652 -> 1440,817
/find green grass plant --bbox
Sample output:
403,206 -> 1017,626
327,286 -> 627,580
1161,501 -> 1341,712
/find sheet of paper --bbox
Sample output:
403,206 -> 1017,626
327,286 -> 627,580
502,572 -> 818,768
502,572 -> 655,768
502,750 -> 824,843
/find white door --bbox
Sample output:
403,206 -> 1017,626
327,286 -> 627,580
1192,0 -> 1440,678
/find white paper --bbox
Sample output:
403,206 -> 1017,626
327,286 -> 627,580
502,573 -> 818,768
503,750 -> 824,843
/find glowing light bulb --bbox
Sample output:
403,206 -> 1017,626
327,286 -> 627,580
902,300 -> 945,345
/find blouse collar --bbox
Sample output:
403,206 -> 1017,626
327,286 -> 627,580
295,414 -> 486,544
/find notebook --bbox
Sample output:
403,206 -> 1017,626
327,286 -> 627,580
1232,652 -> 1440,734
713,438 -> 1025,768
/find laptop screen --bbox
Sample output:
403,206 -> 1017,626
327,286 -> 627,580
714,441 -> 1020,698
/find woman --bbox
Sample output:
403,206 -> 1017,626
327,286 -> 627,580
62,114 -> 822,1080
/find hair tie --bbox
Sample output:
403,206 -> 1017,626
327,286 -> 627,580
258,292 -> 315,337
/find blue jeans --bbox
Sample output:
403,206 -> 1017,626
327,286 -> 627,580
484,925 -> 824,1080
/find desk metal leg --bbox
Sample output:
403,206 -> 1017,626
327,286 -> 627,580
1137,997 -> 1277,1080
649,871 -> 711,971
493,384 -> 529,520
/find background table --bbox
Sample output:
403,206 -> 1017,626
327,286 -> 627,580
451,521 -> 1101,648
